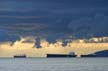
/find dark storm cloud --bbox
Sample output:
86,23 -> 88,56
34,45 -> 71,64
68,13 -> 108,38
0,0 -> 108,42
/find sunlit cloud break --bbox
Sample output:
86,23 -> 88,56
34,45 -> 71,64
0,36 -> 108,57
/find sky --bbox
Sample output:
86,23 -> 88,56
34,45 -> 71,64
0,0 -> 108,45
0,0 -> 108,57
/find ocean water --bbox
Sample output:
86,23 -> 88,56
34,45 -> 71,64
0,58 -> 108,71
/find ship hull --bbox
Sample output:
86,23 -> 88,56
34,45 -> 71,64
47,54 -> 77,58
81,50 -> 108,57
14,55 -> 26,58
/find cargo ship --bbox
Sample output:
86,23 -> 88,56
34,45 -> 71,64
81,50 -> 108,57
81,54 -> 96,57
14,54 -> 27,58
47,52 -> 77,58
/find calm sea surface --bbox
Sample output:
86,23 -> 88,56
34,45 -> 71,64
0,58 -> 108,71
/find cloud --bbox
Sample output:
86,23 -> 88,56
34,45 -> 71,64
0,0 -> 108,57
0,23 -> 53,36
68,13 -> 108,38
0,0 -> 108,42
0,15 -> 43,19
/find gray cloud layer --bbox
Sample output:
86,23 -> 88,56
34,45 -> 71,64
0,0 -> 108,42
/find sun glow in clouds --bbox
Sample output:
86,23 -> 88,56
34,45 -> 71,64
0,36 -> 108,57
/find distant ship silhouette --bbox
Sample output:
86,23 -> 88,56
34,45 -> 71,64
14,54 -> 27,58
81,50 -> 108,57
47,52 -> 77,58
